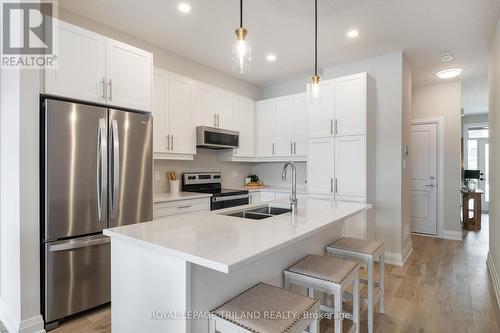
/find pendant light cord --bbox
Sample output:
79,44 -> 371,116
240,0 -> 243,28
314,0 -> 318,76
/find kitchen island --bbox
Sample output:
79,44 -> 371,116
104,198 -> 371,333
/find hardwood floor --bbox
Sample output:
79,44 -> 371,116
49,216 -> 500,333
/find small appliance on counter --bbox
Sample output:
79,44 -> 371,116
182,172 -> 249,210
168,171 -> 180,193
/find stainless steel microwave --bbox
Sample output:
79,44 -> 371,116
196,126 -> 239,149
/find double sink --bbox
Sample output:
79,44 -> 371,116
224,205 -> 292,220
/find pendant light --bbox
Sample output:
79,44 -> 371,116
310,0 -> 321,101
233,0 -> 251,73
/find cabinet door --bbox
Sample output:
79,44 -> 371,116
152,70 -> 169,153
334,73 -> 366,136
106,38 -> 152,111
168,74 -> 195,154
308,80 -> 334,138
233,96 -> 255,157
293,93 -> 308,156
194,82 -> 216,127
45,20 -> 106,103
215,90 -> 233,129
275,96 -> 294,157
335,135 -> 365,197
255,99 -> 277,157
307,137 -> 334,194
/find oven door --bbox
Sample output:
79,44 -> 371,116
211,194 -> 250,210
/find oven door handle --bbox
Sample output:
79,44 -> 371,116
212,194 -> 250,202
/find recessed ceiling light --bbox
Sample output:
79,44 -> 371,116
177,3 -> 191,13
436,68 -> 463,79
347,29 -> 359,38
266,54 -> 276,62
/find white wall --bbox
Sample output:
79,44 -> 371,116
488,13 -> 500,308
462,76 -> 489,115
412,82 -> 462,235
261,51 -> 408,262
250,162 -> 307,190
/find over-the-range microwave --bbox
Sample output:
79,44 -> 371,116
196,126 -> 239,150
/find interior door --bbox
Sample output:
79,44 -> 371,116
45,20 -> 106,103
409,123 -> 438,235
276,96 -> 294,156
108,109 -> 153,228
307,137 -> 335,195
106,38 -> 152,111
45,99 -> 108,240
477,139 -> 489,211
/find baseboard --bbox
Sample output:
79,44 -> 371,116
0,299 -> 45,333
487,251 -> 500,309
384,251 -> 403,266
401,239 -> 414,265
440,229 -> 463,241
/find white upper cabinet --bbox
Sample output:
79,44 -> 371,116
168,74 -> 195,155
334,73 -> 367,136
152,71 -> 169,153
334,135 -> 366,197
215,90 -> 233,129
233,96 -> 255,157
293,93 -> 308,156
194,83 -> 216,127
105,38 -> 152,111
308,80 -> 335,138
255,99 -> 277,157
307,137 -> 335,195
45,20 -> 106,103
275,96 -> 294,156
45,20 -> 152,111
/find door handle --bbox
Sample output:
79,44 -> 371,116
330,119 -> 334,135
272,143 -> 275,155
177,205 -> 192,209
334,119 -> 338,135
48,236 -> 110,252
107,79 -> 113,101
100,78 -> 107,102
166,135 -> 170,151
425,183 -> 436,187
170,135 -> 174,151
294,142 -> 296,155
96,118 -> 107,222
110,119 -> 120,219
290,142 -> 293,155
330,178 -> 334,193
334,178 -> 338,193
214,114 -> 217,127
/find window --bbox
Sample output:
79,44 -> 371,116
467,140 -> 478,170
468,127 -> 489,139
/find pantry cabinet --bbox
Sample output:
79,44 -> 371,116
45,19 -> 152,111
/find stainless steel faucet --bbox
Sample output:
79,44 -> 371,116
281,162 -> 298,213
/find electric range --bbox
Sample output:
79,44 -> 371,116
181,172 -> 249,210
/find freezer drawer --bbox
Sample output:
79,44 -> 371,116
44,235 -> 110,323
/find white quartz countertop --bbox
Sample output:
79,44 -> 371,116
104,199 -> 371,274
153,192 -> 212,203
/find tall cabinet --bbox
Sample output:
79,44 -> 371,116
307,72 -> 375,240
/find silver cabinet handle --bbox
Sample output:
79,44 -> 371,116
48,236 -> 110,252
165,135 -> 170,151
107,79 -> 113,101
110,119 -> 120,219
177,205 -> 192,209
290,142 -> 293,155
100,78 -> 107,102
217,114 -> 220,127
294,142 -> 297,155
214,114 -> 217,127
170,134 -> 174,151
330,119 -> 334,135
96,118 -> 107,221
330,178 -> 334,193
334,119 -> 338,135
272,143 -> 275,155
334,178 -> 338,193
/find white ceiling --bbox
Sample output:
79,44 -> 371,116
59,0 -> 500,87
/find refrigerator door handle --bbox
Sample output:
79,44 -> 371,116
48,236 -> 110,252
110,119 -> 120,219
97,118 -> 107,221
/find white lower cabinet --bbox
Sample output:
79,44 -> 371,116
334,135 -> 366,197
307,137 -> 335,195
153,198 -> 210,219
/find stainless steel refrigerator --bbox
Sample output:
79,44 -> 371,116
41,98 -> 153,327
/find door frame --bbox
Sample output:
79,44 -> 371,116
410,117 -> 445,239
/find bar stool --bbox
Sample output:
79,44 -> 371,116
327,237 -> 385,333
284,255 -> 360,333
209,282 -> 320,333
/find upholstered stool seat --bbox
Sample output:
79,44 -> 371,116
210,282 -> 320,333
327,237 -> 385,333
285,255 -> 360,333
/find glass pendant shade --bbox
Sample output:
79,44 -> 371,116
233,28 -> 251,74
310,75 -> 321,103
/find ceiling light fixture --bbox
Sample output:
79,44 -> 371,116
177,3 -> 191,13
310,0 -> 321,101
436,68 -> 463,79
266,54 -> 276,62
440,51 -> 454,62
347,29 -> 359,38
232,0 -> 251,73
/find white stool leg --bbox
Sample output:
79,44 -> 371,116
284,272 -> 290,290
379,252 -> 385,313
353,269 -> 360,333
334,289 -> 343,333
208,317 -> 216,333
367,260 -> 374,333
